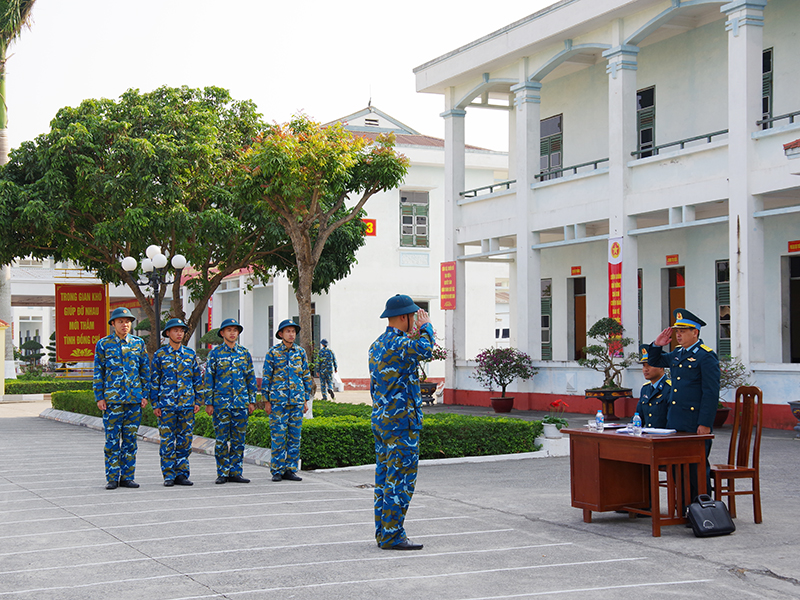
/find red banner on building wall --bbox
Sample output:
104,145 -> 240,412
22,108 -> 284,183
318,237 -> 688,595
789,240 -> 800,253
362,219 -> 377,236
608,237 -> 623,323
440,261 -> 456,310
571,266 -> 582,276
55,284 -> 107,362
666,254 -> 680,265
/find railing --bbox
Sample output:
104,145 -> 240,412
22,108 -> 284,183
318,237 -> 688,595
534,158 -> 609,181
460,179 -> 516,199
630,129 -> 729,158
757,109 -> 800,128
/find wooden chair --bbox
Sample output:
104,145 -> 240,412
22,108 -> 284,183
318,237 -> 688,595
711,385 -> 763,523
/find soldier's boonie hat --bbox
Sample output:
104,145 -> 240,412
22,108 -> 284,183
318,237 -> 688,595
162,317 -> 188,337
380,294 -> 421,318
218,318 -> 244,338
638,344 -> 651,364
672,308 -> 706,329
108,307 -> 135,325
320,339 -> 328,346
276,319 -> 300,339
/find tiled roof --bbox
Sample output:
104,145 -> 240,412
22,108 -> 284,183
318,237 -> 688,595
784,139 -> 800,150
353,130 -> 487,151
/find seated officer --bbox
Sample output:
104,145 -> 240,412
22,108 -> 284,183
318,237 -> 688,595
635,345 -> 670,429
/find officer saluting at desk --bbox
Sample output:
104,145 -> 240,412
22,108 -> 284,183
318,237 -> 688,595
644,308 -> 720,499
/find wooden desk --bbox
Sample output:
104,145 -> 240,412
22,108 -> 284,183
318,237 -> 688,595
564,428 -> 713,537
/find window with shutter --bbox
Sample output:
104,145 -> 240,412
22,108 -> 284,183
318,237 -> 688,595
637,87 -> 655,158
540,115 -> 563,181
399,191 -> 430,248
541,279 -> 552,360
716,260 -> 731,357
762,48 -> 773,130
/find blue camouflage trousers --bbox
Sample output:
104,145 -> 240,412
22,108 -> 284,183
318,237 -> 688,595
212,406 -> 249,478
373,428 -> 420,548
269,403 -> 304,475
102,403 -> 142,484
157,406 -> 195,482
319,370 -> 334,399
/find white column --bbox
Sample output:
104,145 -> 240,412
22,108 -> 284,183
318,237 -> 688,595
441,99 -> 466,386
509,80 -> 542,358
272,271 -> 291,337
239,275 -> 255,350
603,43 -> 640,340
723,0 -> 767,363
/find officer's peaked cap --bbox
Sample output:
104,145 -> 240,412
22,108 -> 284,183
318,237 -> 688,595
672,308 -> 706,329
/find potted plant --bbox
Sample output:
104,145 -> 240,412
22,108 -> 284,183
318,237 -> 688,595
542,399 -> 569,438
716,355 -> 752,427
578,317 -> 638,418
419,342 -> 448,403
471,347 -> 537,413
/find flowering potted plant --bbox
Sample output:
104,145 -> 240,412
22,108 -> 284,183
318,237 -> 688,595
471,347 -> 537,413
542,399 -> 569,438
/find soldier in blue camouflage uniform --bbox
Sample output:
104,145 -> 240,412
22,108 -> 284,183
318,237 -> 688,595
635,345 -> 670,429
262,319 -> 312,482
204,318 -> 256,484
645,308 -> 720,501
317,339 -> 338,400
150,318 -> 203,487
93,307 -> 150,490
369,295 -> 433,550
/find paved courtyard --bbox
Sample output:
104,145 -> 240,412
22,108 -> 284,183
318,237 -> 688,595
0,401 -> 798,599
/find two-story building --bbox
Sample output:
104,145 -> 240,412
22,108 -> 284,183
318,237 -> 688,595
415,0 -> 800,427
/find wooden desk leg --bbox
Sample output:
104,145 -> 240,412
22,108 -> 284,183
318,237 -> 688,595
583,508 -> 592,523
651,464 -> 662,537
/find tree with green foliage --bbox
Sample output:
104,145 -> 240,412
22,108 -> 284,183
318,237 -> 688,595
578,317 -> 638,388
236,115 -> 409,354
0,86 -> 289,355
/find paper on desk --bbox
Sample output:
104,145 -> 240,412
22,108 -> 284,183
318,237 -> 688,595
615,426 -> 677,435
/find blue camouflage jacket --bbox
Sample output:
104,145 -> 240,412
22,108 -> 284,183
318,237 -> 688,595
262,342 -> 313,406
204,343 -> 257,408
646,339 -> 720,431
369,322 -> 433,433
93,333 -> 150,405
318,346 -> 337,374
150,344 -> 204,409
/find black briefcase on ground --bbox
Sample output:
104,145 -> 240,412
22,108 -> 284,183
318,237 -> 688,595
686,494 -> 736,537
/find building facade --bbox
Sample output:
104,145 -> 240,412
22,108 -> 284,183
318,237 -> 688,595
415,0 -> 800,427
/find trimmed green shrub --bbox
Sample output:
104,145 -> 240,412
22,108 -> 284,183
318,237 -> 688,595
300,416 -> 374,470
245,416 -> 271,447
194,411 -> 214,437
313,399 -> 371,418
7,379 -> 93,394
421,413 -> 542,459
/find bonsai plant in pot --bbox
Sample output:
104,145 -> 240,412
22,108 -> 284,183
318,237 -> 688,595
471,347 -> 537,413
716,355 -> 752,427
419,342 -> 448,403
542,399 -> 569,438
578,317 -> 638,418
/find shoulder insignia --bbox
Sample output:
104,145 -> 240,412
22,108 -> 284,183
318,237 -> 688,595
665,379 -> 671,385
700,344 -> 713,352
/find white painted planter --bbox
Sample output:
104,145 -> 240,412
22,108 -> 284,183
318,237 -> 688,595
543,423 -> 563,439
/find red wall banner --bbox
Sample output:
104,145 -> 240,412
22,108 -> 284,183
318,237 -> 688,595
440,261 -> 456,310
55,284 -> 107,362
608,237 -> 623,323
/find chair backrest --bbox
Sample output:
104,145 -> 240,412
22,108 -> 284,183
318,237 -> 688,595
726,385 -> 763,470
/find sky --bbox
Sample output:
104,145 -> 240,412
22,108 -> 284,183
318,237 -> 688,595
5,0 -> 556,154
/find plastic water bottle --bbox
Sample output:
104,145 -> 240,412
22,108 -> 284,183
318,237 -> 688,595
632,412 -> 642,436
595,409 -> 604,431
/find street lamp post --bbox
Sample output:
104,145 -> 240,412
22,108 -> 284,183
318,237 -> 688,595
121,245 -> 187,337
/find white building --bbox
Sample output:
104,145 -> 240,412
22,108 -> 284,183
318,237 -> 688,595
188,107 -> 508,386
414,0 -> 800,427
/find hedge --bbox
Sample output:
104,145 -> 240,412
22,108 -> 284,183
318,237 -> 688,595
6,379 -> 93,394
50,392 -> 543,470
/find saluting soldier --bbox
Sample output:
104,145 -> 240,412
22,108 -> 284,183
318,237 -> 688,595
317,339 -> 338,400
635,345 -> 670,429
369,294 -> 433,550
645,308 -> 720,499
262,319 -> 312,482
150,318 -> 203,487
94,307 -> 150,490
204,318 -> 257,484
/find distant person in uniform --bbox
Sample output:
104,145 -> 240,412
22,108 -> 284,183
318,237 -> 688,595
636,345 -> 670,429
93,307 -> 149,490
150,318 -> 203,487
204,318 -> 257,484
318,339 -> 338,400
645,308 -> 720,500
369,294 -> 433,550
262,319 -> 312,482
